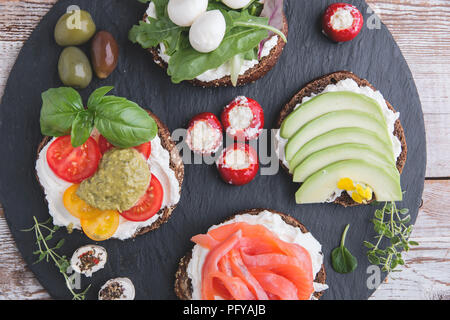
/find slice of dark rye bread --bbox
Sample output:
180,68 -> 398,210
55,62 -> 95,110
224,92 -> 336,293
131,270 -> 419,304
143,14 -> 288,87
36,110 -> 184,238
275,71 -> 408,207
174,208 -> 327,300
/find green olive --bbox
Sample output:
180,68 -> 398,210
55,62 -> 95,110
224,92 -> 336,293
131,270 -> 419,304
54,9 -> 96,46
58,47 -> 92,89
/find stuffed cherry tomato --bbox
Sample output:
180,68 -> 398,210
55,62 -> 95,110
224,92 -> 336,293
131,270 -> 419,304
47,135 -> 101,184
322,3 -> 363,42
216,143 -> 259,186
119,174 -> 164,222
221,96 -> 264,141
186,112 -> 223,154
98,134 -> 152,160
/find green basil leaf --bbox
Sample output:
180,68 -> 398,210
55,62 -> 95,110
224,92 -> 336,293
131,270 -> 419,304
71,110 -> 94,147
87,86 -> 114,110
94,96 -> 157,148
40,87 -> 83,136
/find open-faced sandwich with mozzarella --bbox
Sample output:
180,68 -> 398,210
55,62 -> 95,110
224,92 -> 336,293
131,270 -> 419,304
275,71 -> 407,206
36,86 -> 183,241
129,0 -> 288,87
175,209 -> 327,300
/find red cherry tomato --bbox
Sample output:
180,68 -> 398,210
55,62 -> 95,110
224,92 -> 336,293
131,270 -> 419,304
186,112 -> 223,154
47,136 -> 101,184
216,143 -> 259,186
119,174 -> 164,222
322,3 -> 364,42
221,96 -> 264,141
98,135 -> 152,160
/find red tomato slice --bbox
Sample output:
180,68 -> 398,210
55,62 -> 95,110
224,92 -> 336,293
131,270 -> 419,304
98,135 -> 151,160
47,136 -> 101,184
119,174 -> 164,222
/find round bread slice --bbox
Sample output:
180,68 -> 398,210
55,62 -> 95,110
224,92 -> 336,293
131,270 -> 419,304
36,110 -> 184,238
144,14 -> 288,87
174,208 -> 327,300
275,71 -> 407,207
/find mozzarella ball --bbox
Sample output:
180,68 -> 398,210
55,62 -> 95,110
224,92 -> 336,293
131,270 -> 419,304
189,10 -> 226,53
222,0 -> 252,9
168,0 -> 208,27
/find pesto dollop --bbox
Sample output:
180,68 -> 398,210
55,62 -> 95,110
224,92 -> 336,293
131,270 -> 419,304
77,148 -> 151,212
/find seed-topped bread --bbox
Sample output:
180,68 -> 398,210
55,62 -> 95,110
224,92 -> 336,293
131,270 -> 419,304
174,208 -> 327,300
36,110 -> 184,238
275,71 -> 407,207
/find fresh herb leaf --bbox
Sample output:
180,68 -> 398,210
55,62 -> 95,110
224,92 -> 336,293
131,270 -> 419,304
168,25 -> 268,83
71,110 -> 94,147
87,86 -> 114,110
331,224 -> 358,274
129,17 -> 186,54
365,201 -> 418,273
40,87 -> 83,137
94,96 -> 157,148
23,217 -> 90,300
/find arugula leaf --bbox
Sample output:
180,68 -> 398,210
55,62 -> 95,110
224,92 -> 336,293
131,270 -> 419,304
168,26 -> 268,83
94,96 -> 157,148
71,110 -> 94,147
153,0 -> 169,18
129,17 -> 185,55
40,87 -> 84,137
331,224 -> 358,274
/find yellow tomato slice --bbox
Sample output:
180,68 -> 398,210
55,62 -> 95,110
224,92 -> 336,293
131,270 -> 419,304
80,210 -> 120,241
63,184 -> 104,220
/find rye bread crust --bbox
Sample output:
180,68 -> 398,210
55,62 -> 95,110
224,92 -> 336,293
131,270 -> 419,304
275,71 -> 408,207
144,14 -> 289,87
36,110 -> 184,238
174,208 -> 327,300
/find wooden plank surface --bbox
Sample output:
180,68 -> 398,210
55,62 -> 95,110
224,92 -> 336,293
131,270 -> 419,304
0,0 -> 449,300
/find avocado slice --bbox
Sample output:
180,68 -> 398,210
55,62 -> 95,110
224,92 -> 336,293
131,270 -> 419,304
284,110 -> 392,161
295,159 -> 402,204
292,143 -> 396,183
280,92 -> 385,139
288,127 -> 395,173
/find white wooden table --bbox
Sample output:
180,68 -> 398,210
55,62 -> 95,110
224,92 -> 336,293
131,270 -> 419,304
0,0 -> 449,300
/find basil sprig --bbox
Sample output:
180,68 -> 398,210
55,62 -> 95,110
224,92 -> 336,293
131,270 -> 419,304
40,86 -> 157,148
331,224 -> 358,274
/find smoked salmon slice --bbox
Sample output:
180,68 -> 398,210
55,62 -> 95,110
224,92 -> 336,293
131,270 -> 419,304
191,222 -> 314,300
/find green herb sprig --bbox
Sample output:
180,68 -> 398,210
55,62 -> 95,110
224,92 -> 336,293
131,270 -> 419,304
331,224 -> 358,274
364,201 -> 419,272
22,216 -> 91,300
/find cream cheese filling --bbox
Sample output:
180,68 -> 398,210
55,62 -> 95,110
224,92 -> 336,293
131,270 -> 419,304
35,134 -> 180,240
186,210 -> 327,300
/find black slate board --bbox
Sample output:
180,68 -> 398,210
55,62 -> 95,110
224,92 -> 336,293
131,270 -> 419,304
0,0 -> 426,300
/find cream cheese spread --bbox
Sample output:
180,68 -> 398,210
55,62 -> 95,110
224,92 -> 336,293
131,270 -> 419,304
35,134 -> 180,240
186,210 -> 327,300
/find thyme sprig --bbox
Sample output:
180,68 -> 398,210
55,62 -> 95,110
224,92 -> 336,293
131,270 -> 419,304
22,216 -> 91,300
364,201 -> 419,272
